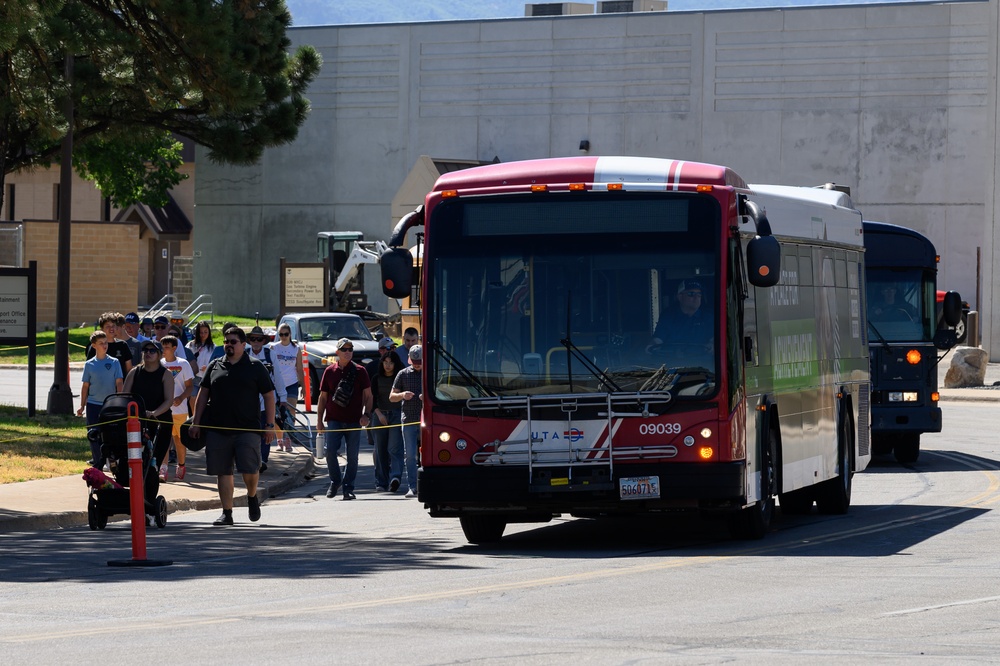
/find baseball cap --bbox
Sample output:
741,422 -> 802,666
408,344 -> 422,362
378,337 -> 395,350
336,337 -> 353,350
141,340 -> 163,353
153,315 -> 169,325
124,312 -> 140,324
677,279 -> 703,294
141,316 -> 153,326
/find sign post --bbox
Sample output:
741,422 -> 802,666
0,262 -> 37,416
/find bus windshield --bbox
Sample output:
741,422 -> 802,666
866,268 -> 935,342
427,193 -> 721,402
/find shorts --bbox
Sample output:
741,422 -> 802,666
172,413 -> 188,449
205,430 -> 262,476
285,383 -> 299,403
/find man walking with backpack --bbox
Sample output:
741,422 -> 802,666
316,337 -> 373,500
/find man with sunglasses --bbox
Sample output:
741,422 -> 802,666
189,326 -> 276,526
316,337 -> 373,500
646,279 -> 712,356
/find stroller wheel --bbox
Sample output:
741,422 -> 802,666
155,496 -> 168,528
88,496 -> 107,530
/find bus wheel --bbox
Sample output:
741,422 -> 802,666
893,434 -> 920,464
459,515 -> 507,544
729,430 -> 776,539
816,417 -> 853,515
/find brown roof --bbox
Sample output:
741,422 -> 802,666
113,194 -> 192,241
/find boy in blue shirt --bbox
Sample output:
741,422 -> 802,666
77,330 -> 124,467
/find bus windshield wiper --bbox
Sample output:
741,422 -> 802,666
559,337 -> 623,393
429,340 -> 498,398
867,320 -> 890,346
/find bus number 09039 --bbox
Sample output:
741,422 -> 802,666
639,423 -> 682,435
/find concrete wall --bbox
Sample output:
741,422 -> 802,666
195,1 -> 993,340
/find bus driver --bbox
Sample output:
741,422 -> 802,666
646,279 -> 712,356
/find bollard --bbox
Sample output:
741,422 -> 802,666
302,345 -> 313,412
107,401 -> 172,567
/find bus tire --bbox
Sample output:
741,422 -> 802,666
893,434 -> 920,464
816,413 -> 853,515
460,515 -> 507,544
729,428 -> 776,540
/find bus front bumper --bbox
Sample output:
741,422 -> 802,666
418,462 -> 746,517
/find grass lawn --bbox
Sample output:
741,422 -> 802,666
0,406 -> 91,483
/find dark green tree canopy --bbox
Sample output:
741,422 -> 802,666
0,0 -> 320,207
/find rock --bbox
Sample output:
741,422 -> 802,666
944,346 -> 988,388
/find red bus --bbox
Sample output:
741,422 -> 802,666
382,156 -> 871,542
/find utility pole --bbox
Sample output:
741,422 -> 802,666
47,55 -> 74,414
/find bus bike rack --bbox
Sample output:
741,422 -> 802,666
465,391 -> 674,489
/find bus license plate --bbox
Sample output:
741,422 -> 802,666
619,476 -> 660,500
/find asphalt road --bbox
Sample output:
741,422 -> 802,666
2,401 -> 1000,662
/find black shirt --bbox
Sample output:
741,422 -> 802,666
86,340 -> 132,376
202,352 -> 275,431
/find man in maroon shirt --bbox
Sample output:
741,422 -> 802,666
316,337 -> 373,500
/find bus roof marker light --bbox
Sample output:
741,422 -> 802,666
531,184 -> 548,192
442,189 -> 458,198
607,183 -> 623,191
696,184 -> 713,192
569,183 -> 586,191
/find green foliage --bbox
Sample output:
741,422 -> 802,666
0,0 -> 321,208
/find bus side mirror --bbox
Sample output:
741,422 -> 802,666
942,291 -> 962,327
746,235 -> 780,287
381,247 -> 413,299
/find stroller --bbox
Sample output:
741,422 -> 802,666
85,393 -> 168,531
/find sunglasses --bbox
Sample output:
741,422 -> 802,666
142,348 -> 160,355
224,339 -> 241,346
279,332 -> 290,337
339,347 -> 354,352
248,336 -> 265,342
154,324 -> 167,329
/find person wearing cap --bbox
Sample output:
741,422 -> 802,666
246,325 -> 287,469
153,315 -> 171,342
123,339 -> 175,481
189,326 -> 276,525
647,279 -> 712,354
316,336 -> 373,500
390,344 -> 423,498
140,316 -> 155,340
122,312 -> 145,364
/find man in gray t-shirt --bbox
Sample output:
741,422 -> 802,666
390,345 -> 423,497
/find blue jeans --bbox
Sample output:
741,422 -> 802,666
401,420 -> 420,492
372,409 -> 402,488
325,420 -> 361,495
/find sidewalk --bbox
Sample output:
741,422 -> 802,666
0,445 -> 316,532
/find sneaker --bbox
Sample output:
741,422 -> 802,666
375,486 -> 387,492
259,462 -> 268,474
247,495 -> 261,522
213,511 -> 234,526
389,478 -> 400,493
176,464 -> 186,481
326,482 -> 340,498
405,488 -> 416,498
343,492 -> 357,500
158,464 -> 168,482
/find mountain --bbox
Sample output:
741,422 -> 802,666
286,0 -> 909,27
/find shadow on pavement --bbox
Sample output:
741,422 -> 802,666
865,449 -> 1000,474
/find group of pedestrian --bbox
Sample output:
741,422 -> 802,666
317,333 -> 423,501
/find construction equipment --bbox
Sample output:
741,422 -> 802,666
317,231 -> 395,333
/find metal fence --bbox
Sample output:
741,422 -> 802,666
0,223 -> 23,267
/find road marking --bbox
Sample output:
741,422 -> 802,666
883,595 -> 1000,617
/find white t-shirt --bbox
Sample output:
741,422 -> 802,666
269,341 -> 301,388
161,357 -> 194,416
249,346 -> 286,409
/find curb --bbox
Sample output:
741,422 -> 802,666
0,456 -> 316,533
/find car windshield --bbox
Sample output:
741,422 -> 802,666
297,317 -> 373,342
